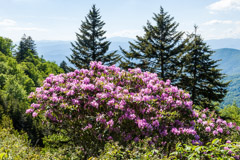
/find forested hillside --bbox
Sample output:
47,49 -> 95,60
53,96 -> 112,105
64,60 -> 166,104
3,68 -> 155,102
0,36 -> 63,145
212,48 -> 240,75
222,74 -> 240,107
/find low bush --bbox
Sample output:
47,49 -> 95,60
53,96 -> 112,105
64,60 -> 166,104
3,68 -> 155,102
0,116 -> 79,160
172,138 -> 240,159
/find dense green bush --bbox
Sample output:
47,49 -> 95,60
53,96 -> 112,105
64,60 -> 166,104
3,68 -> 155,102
220,102 -> 240,126
0,36 -> 64,146
91,138 -> 170,160
0,116 -> 80,160
171,139 -> 240,159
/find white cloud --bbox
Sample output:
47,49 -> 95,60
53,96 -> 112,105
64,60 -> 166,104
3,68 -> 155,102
106,29 -> 143,38
0,19 -> 16,26
207,0 -> 240,11
199,20 -> 240,40
6,27 -> 48,32
203,20 -> 240,26
203,20 -> 233,25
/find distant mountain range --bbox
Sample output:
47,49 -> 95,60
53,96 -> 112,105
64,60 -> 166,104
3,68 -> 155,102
33,37 -> 240,107
35,37 -> 133,65
34,37 -> 240,65
206,39 -> 240,50
212,48 -> 240,75
212,48 -> 240,107
35,40 -> 72,66
222,74 -> 240,108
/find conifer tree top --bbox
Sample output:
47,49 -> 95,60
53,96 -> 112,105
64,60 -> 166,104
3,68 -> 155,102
67,5 -> 120,70
120,6 -> 185,82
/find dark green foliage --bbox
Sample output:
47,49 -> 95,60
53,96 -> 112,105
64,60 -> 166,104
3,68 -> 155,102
95,138 -> 167,159
0,37 -> 15,56
172,139 -> 240,159
179,27 -> 229,110
220,102 -> 240,125
120,7 -> 185,83
0,52 -> 42,145
0,119 -> 80,159
60,60 -> 70,73
16,34 -> 38,63
0,36 -> 63,146
67,5 -> 120,69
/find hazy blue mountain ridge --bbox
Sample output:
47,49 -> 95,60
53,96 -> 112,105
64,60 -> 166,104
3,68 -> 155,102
34,37 -> 132,65
212,48 -> 240,75
34,37 -> 240,75
35,41 -> 72,65
206,39 -> 240,50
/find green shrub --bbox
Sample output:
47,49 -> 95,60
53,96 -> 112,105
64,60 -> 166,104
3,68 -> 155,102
0,119 -> 79,160
91,138 -> 174,160
171,138 -> 240,159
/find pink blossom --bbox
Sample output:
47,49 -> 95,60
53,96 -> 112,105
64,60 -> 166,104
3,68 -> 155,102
217,127 -> 223,133
226,140 -> 231,144
197,118 -> 203,124
205,126 -> 211,132
201,114 -> 206,119
26,108 -> 34,114
171,128 -> 180,135
107,119 -> 114,127
228,122 -> 233,128
90,100 -> 99,108
32,112 -> 38,117
202,121 -> 208,126
224,147 -> 229,150
152,120 -> 159,127
213,130 -> 218,135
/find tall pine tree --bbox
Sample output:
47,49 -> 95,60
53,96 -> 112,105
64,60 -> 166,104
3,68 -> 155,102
67,5 -> 120,69
16,34 -> 37,63
179,26 -> 229,110
120,7 -> 186,83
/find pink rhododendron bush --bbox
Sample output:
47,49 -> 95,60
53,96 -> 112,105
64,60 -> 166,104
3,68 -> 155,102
26,61 -> 240,157
26,62 -> 195,152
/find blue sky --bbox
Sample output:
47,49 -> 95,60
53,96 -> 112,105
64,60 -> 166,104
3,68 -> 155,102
0,0 -> 240,41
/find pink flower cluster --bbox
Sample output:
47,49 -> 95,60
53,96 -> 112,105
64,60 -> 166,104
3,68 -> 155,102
27,61 -> 196,144
194,108 -> 240,144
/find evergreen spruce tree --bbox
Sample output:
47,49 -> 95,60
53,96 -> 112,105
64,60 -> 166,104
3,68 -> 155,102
16,34 -> 37,62
60,60 -> 70,73
120,7 -> 186,83
67,5 -> 120,69
179,26 -> 229,110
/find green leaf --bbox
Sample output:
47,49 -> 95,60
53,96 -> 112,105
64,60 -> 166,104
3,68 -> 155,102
194,146 -> 202,153
0,153 -> 7,159
212,139 -> 220,145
